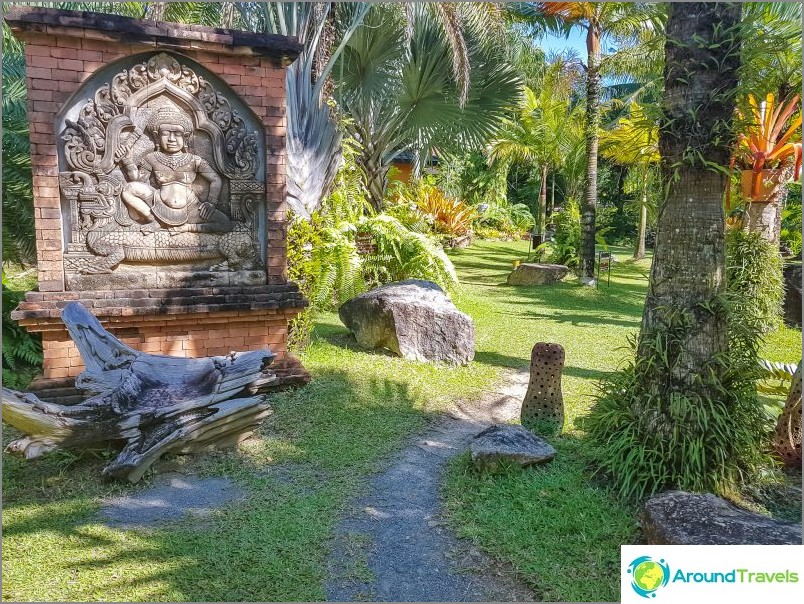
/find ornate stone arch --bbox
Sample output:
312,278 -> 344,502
57,51 -> 267,287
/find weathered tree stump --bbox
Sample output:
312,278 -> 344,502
774,361 -> 802,467
2,302 -> 280,482
520,343 -> 564,435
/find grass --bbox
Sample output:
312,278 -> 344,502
2,240 -> 801,602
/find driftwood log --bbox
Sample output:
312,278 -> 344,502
2,302 -> 280,482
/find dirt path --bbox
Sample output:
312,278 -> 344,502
325,370 -> 535,602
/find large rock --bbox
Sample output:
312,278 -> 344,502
507,263 -> 569,286
783,262 -> 802,327
642,491 -> 802,545
338,279 -> 474,365
470,424 -> 556,471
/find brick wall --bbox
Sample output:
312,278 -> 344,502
6,9 -> 308,385
39,309 -> 295,378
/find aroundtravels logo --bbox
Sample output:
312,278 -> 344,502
627,556 -> 670,598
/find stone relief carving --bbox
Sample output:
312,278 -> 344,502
58,53 -> 265,285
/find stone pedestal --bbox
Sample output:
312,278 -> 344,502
6,8 -> 308,388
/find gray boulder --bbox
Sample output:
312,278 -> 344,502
643,491 -> 802,545
338,279 -> 474,365
507,263 -> 569,286
470,424 -> 556,471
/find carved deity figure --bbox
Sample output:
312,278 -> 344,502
119,106 -> 232,234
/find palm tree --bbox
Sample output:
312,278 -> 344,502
533,2 -> 660,284
640,1 -> 742,378
740,2 -> 802,101
336,7 -> 522,211
487,62 -> 576,240
599,102 -> 659,259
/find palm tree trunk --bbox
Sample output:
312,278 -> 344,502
638,2 -> 741,380
744,167 -> 791,245
579,22 -> 602,285
539,163 -> 548,237
634,174 -> 648,260
550,174 -> 556,216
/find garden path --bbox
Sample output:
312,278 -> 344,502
324,369 -> 536,602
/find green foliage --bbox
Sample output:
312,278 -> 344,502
2,23 -> 35,266
436,151 -> 507,207
286,214 -> 323,350
2,282 -> 42,390
391,179 -> 476,239
286,139 -> 459,350
726,229 -> 784,333
585,297 -> 774,501
547,199 -> 582,268
781,183 -> 802,255
359,215 -> 458,288
757,358 -> 797,396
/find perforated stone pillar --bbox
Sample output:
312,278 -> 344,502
521,342 -> 565,434
774,362 -> 802,467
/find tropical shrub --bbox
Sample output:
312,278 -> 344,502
474,202 -> 535,239
781,182 -> 802,255
735,93 -> 802,199
547,199 -> 582,268
391,179 -> 476,240
360,215 -> 458,288
287,150 -> 459,350
726,229 -> 784,333
585,296 -> 773,500
2,23 -> 35,266
2,282 -> 42,390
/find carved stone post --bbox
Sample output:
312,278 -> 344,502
521,343 -> 565,435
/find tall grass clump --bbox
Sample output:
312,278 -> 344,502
584,296 -> 774,500
726,229 -> 784,333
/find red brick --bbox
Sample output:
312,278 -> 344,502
30,78 -> 59,91
39,238 -> 61,251
26,45 -> 51,57
57,70 -> 81,83
82,61 -> 104,74
79,50 -> 103,61
28,89 -> 53,102
50,46 -> 78,59
55,35 -> 79,48
30,55 -> 60,69
222,63 -> 246,75
27,67 -> 52,79
240,75 -> 263,87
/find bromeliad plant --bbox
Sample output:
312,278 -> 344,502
391,179 -> 477,239
737,93 -> 802,200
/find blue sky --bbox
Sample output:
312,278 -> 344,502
540,28 -> 588,59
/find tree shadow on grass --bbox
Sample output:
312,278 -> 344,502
1,367 -> 440,602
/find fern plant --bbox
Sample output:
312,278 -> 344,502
359,215 -> 458,290
2,281 -> 42,390
2,22 -> 35,266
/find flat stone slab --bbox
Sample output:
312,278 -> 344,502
643,490 -> 803,545
507,263 -> 569,286
98,473 -> 245,529
470,424 -> 556,471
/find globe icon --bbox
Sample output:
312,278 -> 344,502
633,560 -> 666,593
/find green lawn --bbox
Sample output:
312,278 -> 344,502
2,240 -> 800,602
